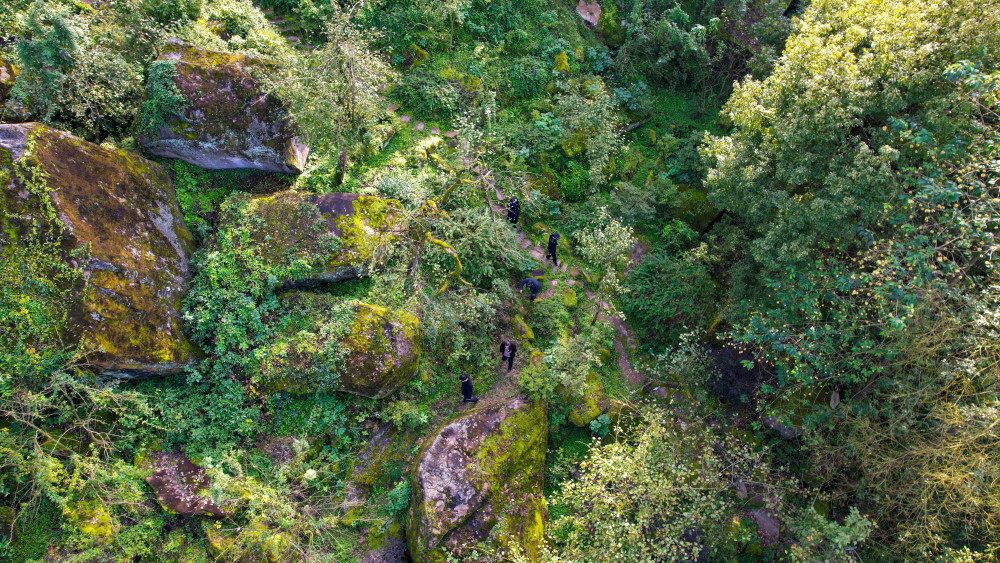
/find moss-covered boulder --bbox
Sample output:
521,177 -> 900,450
141,451 -> 234,517
408,397 -> 548,562
216,191 -> 397,284
139,40 -> 308,173
0,123 -> 199,377
260,293 -> 420,399
566,371 -> 609,427
64,499 -> 115,539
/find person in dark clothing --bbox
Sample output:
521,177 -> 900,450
460,374 -> 479,403
520,276 -> 541,302
507,196 -> 520,224
499,341 -> 517,372
545,232 -> 560,267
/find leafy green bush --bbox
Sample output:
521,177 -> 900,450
383,479 -> 411,515
135,60 -> 187,137
508,55 -> 549,98
393,72 -> 464,120
12,1 -> 143,141
559,161 -> 589,203
141,0 -> 202,23
624,249 -> 719,348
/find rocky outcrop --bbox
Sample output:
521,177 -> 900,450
142,451 -> 233,517
217,190 -> 397,284
260,294 -> 420,398
566,371 -> 609,427
408,397 -> 547,562
139,41 -> 308,173
0,123 -> 200,377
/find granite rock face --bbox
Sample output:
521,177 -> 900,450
0,123 -> 199,377
408,397 -> 547,562
140,41 -> 308,173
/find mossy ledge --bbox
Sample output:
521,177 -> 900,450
407,397 -> 548,562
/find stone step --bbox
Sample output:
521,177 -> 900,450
399,115 -> 411,124
415,121 -> 425,132
429,125 -> 439,135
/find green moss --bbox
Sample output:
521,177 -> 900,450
474,400 -> 548,560
65,499 -> 114,538
567,372 -> 607,427
564,288 -> 578,309
259,294 -> 420,398
513,314 -> 535,340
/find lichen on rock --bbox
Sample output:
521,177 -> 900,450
139,40 -> 308,174
407,397 -> 548,562
141,451 -> 234,517
259,293 -> 420,399
0,123 -> 200,377
215,190 -> 397,285
566,371 -> 609,427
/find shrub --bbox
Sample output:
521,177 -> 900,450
559,161 -> 589,202
141,0 -> 202,24
393,72 -> 464,120
624,249 -> 719,348
135,60 -> 187,137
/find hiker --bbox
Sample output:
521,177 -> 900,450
499,341 -> 517,373
507,196 -> 520,224
460,374 -> 479,404
520,276 -> 541,303
545,232 -> 560,267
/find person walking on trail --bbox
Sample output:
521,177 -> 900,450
507,196 -> 520,224
520,276 -> 541,303
545,232 -> 560,267
499,341 -> 517,373
460,374 -> 479,404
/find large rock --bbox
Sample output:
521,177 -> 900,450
408,397 -> 547,562
0,123 -> 199,377
566,371 -> 609,427
218,190 -> 396,284
141,451 -> 233,517
139,41 -> 308,173
260,293 -> 420,399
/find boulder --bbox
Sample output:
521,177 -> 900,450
216,190 -> 396,284
139,41 -> 308,173
0,123 -> 200,377
141,451 -> 234,517
259,294 -> 420,399
566,371 -> 609,427
408,397 -> 547,562
0,58 -> 18,105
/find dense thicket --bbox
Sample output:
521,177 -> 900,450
1,0 -> 999,560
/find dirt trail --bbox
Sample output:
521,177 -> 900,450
486,176 -> 646,391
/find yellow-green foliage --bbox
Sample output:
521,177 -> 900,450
65,499 -> 114,538
553,51 -> 570,74
439,67 -> 482,91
